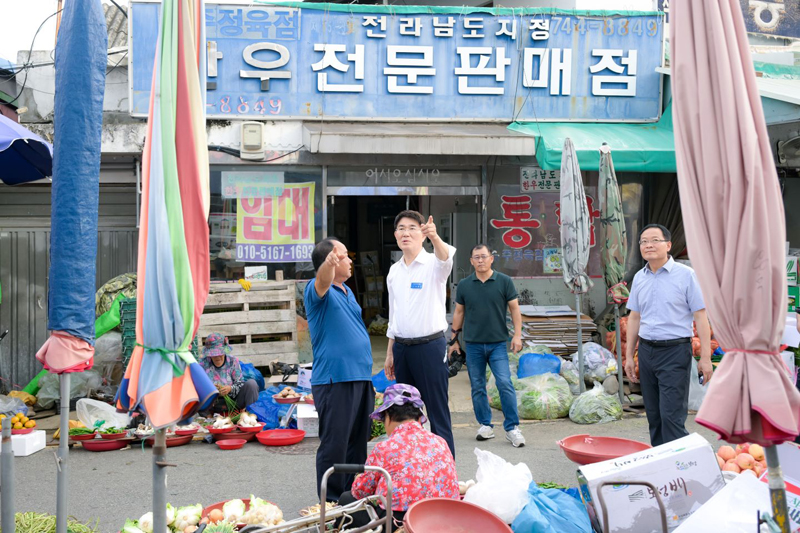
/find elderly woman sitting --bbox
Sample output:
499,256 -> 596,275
338,384 -> 459,531
200,333 -> 259,412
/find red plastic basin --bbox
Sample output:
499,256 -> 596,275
99,432 -> 128,440
216,438 -> 247,450
404,498 -> 512,533
238,422 -> 266,433
81,438 -> 130,452
256,429 -> 305,446
207,426 -> 235,435
557,434 -> 651,465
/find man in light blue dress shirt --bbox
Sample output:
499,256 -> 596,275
624,224 -> 713,446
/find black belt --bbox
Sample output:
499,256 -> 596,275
394,331 -> 445,346
639,337 -> 692,347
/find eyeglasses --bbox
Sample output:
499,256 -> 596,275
639,239 -> 667,246
471,255 -> 492,261
395,226 -> 421,233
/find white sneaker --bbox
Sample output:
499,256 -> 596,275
506,427 -> 526,448
476,425 -> 495,441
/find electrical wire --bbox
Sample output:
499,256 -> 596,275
208,145 -> 304,163
3,8 -> 63,106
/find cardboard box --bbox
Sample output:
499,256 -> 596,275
790,285 -> 800,313
788,256 -> 799,286
296,403 -> 319,438
297,363 -> 313,390
0,430 -> 47,457
577,433 -> 725,533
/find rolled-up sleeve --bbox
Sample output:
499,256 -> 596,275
434,245 -> 456,283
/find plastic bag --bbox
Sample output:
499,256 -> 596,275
509,344 -> 551,367
517,352 -> 561,378
487,375 -> 523,411
574,342 -> 614,370
0,395 -> 28,417
76,398 -> 131,430
688,357 -> 707,411
371,370 -> 396,394
511,481 -> 592,533
249,387 -> 295,429
463,448 -> 532,524
36,370 -> 103,410
569,382 -> 623,424
558,358 -> 581,395
240,362 -> 266,392
367,315 -> 389,336
517,373 -> 573,420
94,331 -> 122,365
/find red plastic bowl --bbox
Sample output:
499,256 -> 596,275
207,426 -> 235,435
81,438 -> 130,452
238,423 -> 266,433
11,427 -> 35,435
272,394 -> 301,404
216,438 -> 247,450
404,498 -> 512,533
557,434 -> 652,465
256,429 -> 305,446
70,432 -> 97,441
100,432 -> 128,440
212,429 -> 257,442
303,397 -> 314,405
175,428 -> 199,436
145,435 -> 193,448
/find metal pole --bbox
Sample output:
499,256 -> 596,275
614,304 -> 624,404
153,429 -> 168,533
1,417 -> 15,533
765,445 -> 791,533
576,293 -> 585,393
56,373 -> 70,533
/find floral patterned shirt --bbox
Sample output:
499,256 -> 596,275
350,420 -> 459,511
200,355 -> 245,398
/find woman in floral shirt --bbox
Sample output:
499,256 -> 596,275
338,384 -> 459,530
200,333 -> 258,412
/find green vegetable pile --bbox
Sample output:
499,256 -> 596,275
518,373 -> 573,420
99,427 -> 126,434
569,383 -> 623,424
537,482 -> 568,490
2,512 -> 98,533
371,394 -> 386,439
68,427 -> 95,436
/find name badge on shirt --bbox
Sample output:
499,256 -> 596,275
410,282 -> 423,290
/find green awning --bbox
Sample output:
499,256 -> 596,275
508,105 -> 676,173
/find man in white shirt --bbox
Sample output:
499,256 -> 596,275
385,210 -> 456,457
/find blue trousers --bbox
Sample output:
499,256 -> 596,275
638,341 -> 692,447
393,336 -> 455,457
465,342 -> 519,432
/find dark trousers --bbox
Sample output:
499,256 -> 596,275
235,379 -> 259,409
393,336 -> 455,457
638,341 -> 692,447
312,380 -> 375,501
338,491 -> 405,532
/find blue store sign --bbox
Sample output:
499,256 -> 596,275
130,2 -> 665,122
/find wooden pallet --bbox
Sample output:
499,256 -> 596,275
197,281 -> 298,367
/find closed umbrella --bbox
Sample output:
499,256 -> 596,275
672,0 -> 800,530
560,138 -> 593,392
0,113 -> 53,185
598,144 -> 628,404
32,2 -> 106,532
115,1 -> 216,531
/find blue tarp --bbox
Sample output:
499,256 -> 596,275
47,0 -> 107,343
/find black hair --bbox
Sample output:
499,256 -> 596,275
639,224 -> 671,242
311,237 -> 340,272
394,210 -> 425,229
471,244 -> 492,255
383,401 -> 423,423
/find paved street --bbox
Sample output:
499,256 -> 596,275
5,409 -> 721,532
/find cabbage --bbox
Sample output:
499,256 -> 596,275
223,499 -> 246,523
166,503 -> 175,526
174,503 -> 203,531
517,373 -> 573,420
569,382 -> 623,424
122,519 -> 145,533
486,375 -> 522,410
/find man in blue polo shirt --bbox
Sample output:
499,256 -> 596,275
625,224 -> 713,446
305,237 -> 374,501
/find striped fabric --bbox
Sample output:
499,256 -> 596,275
117,0 -> 217,429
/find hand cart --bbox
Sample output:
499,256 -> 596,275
237,464 -> 394,533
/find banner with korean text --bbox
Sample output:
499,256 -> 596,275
130,2 -> 665,122
234,180 -> 316,263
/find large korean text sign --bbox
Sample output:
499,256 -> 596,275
130,2 -> 664,122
